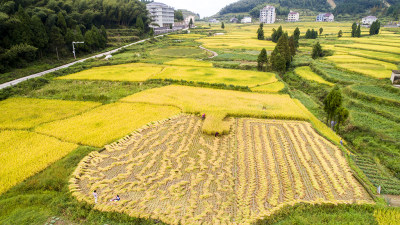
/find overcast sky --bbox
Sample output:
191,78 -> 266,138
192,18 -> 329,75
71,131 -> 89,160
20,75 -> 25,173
157,0 -> 239,18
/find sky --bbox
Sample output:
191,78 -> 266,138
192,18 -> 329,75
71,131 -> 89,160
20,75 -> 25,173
157,0 -> 239,18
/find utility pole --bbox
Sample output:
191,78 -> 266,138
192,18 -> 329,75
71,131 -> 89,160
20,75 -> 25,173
72,41 -> 84,59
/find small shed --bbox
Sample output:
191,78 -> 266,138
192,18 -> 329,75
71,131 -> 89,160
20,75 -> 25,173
391,70 -> 400,84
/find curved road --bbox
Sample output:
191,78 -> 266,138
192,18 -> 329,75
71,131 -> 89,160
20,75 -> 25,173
0,34 -> 169,90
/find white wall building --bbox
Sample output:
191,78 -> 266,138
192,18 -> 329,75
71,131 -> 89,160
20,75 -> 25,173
241,17 -> 252,23
316,13 -> 334,22
287,11 -> 299,22
260,5 -> 276,24
146,2 -> 174,28
185,16 -> 195,26
362,16 -> 377,25
391,70 -> 400,84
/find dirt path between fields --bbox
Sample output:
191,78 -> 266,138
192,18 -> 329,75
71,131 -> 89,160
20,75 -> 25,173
384,195 -> 400,207
199,45 -> 218,58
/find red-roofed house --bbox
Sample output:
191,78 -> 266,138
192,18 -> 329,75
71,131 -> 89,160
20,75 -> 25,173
316,13 -> 334,22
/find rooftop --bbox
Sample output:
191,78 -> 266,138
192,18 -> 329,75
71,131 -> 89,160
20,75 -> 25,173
289,12 -> 299,15
147,2 -> 173,8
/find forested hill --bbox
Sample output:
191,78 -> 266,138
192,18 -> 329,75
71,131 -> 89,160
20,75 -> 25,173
0,0 -> 150,73
218,0 -> 400,17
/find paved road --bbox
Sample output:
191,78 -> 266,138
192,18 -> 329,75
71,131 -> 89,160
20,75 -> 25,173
0,35 -> 166,90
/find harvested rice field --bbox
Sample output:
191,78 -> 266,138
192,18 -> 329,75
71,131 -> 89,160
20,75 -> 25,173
70,115 -> 372,225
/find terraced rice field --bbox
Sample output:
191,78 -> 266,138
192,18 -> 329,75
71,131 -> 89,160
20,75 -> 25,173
151,47 -> 207,58
0,130 -> 77,194
70,115 -> 372,225
250,82 -> 285,93
325,55 -> 397,79
294,66 -> 334,86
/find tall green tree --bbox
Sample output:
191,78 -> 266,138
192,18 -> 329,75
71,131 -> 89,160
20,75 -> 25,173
312,41 -> 323,59
288,35 -> 296,57
335,107 -> 349,132
275,33 -> 291,67
351,22 -> 357,37
100,25 -> 108,42
221,22 -> 225,29
319,27 -> 323,35
136,16 -> 144,31
257,48 -> 268,71
369,21 -> 381,35
174,10 -> 184,21
30,16 -> 48,52
323,86 -> 345,130
189,18 -> 193,28
257,23 -> 264,40
356,24 -> 361,37
49,26 -> 65,60
271,49 -> 286,74
57,12 -> 67,35
271,26 -> 283,43
293,27 -> 300,48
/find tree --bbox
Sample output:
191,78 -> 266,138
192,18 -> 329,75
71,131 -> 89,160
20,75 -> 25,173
312,41 -> 323,59
169,24 -> 173,29
257,48 -> 268,71
319,27 -> 323,35
338,30 -> 343,38
257,23 -> 264,40
57,12 -> 67,35
221,22 -> 225,29
323,86 -> 343,127
136,16 -> 144,31
335,107 -> 349,132
356,24 -> 361,37
149,28 -> 154,37
369,21 -> 381,35
271,26 -> 283,43
288,35 -> 296,57
351,22 -> 357,37
174,10 -> 184,21
49,26 -> 65,60
189,18 -> 193,28
293,27 -> 300,48
30,16 -> 48,53
100,25 -> 107,42
271,50 -> 286,74
276,33 -> 291,67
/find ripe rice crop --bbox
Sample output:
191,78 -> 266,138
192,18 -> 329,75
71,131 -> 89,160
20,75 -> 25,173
35,103 -> 180,147
332,47 -> 400,64
335,44 -> 400,55
58,63 -> 165,82
151,47 -> 207,58
250,82 -> 285,93
374,208 -> 400,225
164,58 -> 213,67
326,55 -> 397,79
70,115 -> 372,225
0,130 -> 77,194
294,66 -> 334,86
120,85 -> 309,134
168,34 -> 206,39
154,66 -> 278,87
0,98 -> 101,129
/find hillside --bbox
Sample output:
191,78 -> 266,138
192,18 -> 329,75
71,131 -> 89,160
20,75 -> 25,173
217,0 -> 400,17
0,0 -> 149,74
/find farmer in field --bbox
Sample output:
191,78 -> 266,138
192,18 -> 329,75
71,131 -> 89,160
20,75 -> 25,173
202,113 -> 206,120
93,190 -> 98,204
110,194 -> 120,202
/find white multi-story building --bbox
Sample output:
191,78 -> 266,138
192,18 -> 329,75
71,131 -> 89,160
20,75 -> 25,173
260,5 -> 276,24
287,11 -> 299,22
316,13 -> 334,22
362,16 -> 377,25
146,2 -> 174,28
241,17 -> 252,23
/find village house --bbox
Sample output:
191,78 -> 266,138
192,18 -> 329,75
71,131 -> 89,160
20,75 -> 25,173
391,70 -> 400,85
260,5 -> 276,24
287,11 -> 299,22
230,17 -> 239,23
316,13 -> 334,22
146,2 -> 174,28
362,16 -> 377,25
241,17 -> 252,23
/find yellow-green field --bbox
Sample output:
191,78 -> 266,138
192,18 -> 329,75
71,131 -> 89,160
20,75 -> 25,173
151,47 -> 207,58
153,66 -> 278,87
294,66 -> 334,86
0,130 -> 78,194
0,98 -> 101,129
58,63 -> 165,82
120,85 -> 309,134
164,58 -> 213,67
335,43 -> 400,55
325,55 -> 397,79
250,82 -> 285,93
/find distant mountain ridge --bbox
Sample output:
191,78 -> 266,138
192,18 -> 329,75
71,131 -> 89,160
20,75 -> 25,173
217,0 -> 400,16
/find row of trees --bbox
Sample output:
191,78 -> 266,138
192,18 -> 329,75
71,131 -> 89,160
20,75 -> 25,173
351,21 -> 381,38
351,22 -> 362,37
0,0 -> 150,73
257,26 -> 299,73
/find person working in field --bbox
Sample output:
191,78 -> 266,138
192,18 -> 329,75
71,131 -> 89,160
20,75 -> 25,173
110,194 -> 120,202
93,190 -> 98,204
